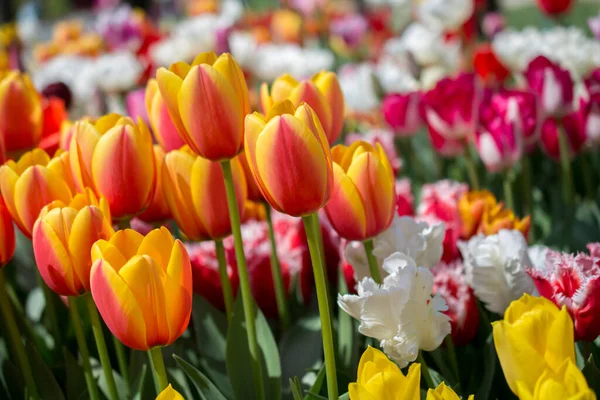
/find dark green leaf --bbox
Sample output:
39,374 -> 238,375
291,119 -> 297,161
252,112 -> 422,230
174,355 -> 227,400
582,354 -> 600,395
130,364 -> 148,400
337,270 -> 357,375
280,314 -> 322,390
26,341 -> 65,400
428,368 -> 444,388
304,366 -> 325,400
64,348 -> 89,400
475,334 -> 496,399
1,358 -> 23,400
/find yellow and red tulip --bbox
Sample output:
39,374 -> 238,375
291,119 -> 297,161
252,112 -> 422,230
239,151 -> 263,202
458,190 -> 498,239
69,114 -> 156,219
90,227 -> 192,350
145,79 -> 186,152
261,73 -> 344,144
0,148 -> 73,237
138,146 -> 171,223
156,51 -> 250,161
0,71 -> 43,154
162,147 -> 247,240
244,100 -> 333,217
325,141 -> 395,241
0,196 -> 15,267
33,190 -> 114,296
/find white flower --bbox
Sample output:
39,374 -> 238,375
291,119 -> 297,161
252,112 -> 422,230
338,63 -> 381,112
528,245 -> 549,272
415,0 -> 474,32
391,23 -> 461,70
345,215 -> 445,281
459,229 -> 536,315
338,252 -> 451,367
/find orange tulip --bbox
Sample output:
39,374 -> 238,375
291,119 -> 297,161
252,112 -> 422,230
145,79 -> 186,151
0,71 -> 43,154
260,72 -> 344,144
0,196 -> 15,267
480,203 -> 531,238
325,141 -> 395,241
0,148 -> 73,237
156,52 -> 250,161
244,100 -> 333,217
138,146 -> 171,222
33,190 -> 114,296
90,227 -> 192,350
239,151 -> 263,202
458,190 -> 498,239
162,147 -> 247,240
270,9 -> 302,43
69,114 -> 156,219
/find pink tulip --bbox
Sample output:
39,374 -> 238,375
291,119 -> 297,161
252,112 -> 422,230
476,117 -> 523,173
382,92 -> 422,137
489,90 -> 540,152
585,68 -> 600,96
539,116 -> 586,161
524,56 -> 574,118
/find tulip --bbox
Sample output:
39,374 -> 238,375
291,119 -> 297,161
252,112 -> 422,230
473,43 -> 510,86
325,141 -> 395,242
39,97 -> 68,156
156,51 -> 250,161
239,151 -> 263,202
489,90 -> 539,153
126,88 -> 149,125
427,383 -> 474,400
138,145 -> 171,222
345,130 -> 402,174
524,56 -> 574,118
0,148 -> 73,237
539,116 -> 585,161
476,116 -> 522,173
33,194 -> 114,296
578,95 -> 600,148
585,68 -> 600,96
244,100 -> 333,217
0,196 -> 15,267
493,294 -> 575,395
90,227 -> 192,350
480,202 -> 530,238
528,250 -> 600,341
156,385 -> 184,400
348,346 -> 421,400
0,71 -> 43,154
396,179 -> 414,217
145,79 -> 186,151
516,359 -> 595,400
382,92 -> 422,137
162,147 -> 247,240
536,0 -> 573,17
70,114 -> 156,219
261,72 -> 344,144
458,190 -> 497,239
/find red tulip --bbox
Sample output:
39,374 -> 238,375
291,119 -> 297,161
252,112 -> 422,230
525,56 -> 574,118
536,0 -> 573,17
473,43 -> 510,86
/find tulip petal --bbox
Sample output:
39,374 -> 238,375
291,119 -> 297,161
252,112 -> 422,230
69,121 -> 101,192
156,67 -> 189,142
270,74 -> 298,103
91,240 -> 129,272
164,240 -> 192,343
0,163 -> 25,232
109,229 -> 144,261
325,163 -> 367,240
288,81 -> 332,137
137,226 -> 175,269
192,52 -> 217,66
212,53 -> 250,115
90,259 -> 148,350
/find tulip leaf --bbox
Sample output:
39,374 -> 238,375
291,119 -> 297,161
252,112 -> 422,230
338,394 -> 349,400
582,354 -> 600,395
226,295 -> 282,400
1,357 -> 24,400
337,269 -> 358,375
304,366 -> 326,400
289,377 -> 304,400
63,348 -> 89,400
26,341 -> 65,400
428,368 -> 444,388
130,364 -> 149,400
174,355 -> 227,400
475,334 -> 496,400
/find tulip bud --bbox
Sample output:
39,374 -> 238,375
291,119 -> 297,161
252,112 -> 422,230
525,56 -> 574,118
70,114 -> 156,219
489,90 -> 539,152
156,52 -> 250,161
33,194 -> 114,296
0,148 -> 73,237
0,71 -> 43,154
536,0 -> 573,17
324,141 -> 395,241
145,79 -> 186,151
458,190 -> 497,239
540,116 -> 586,161
381,92 -> 422,137
90,227 -> 193,350
244,100 -> 333,217
479,202 -> 530,238
0,197 -> 15,267
137,146 -> 171,222
162,147 -> 247,240
476,117 -> 523,173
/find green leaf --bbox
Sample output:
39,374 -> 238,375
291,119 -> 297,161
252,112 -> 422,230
91,357 -> 127,400
338,394 -> 349,400
304,366 -> 326,400
174,355 -> 227,400
280,314 -> 322,390
63,348 -> 89,400
226,294 -> 282,400
475,334 -> 496,400
130,364 -> 149,400
337,270 -> 357,374
26,341 -> 65,400
582,354 -> 600,395
428,368 -> 444,388
289,377 -> 303,400
1,358 -> 23,400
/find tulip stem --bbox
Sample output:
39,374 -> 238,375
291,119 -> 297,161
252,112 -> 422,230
503,170 -> 515,211
521,157 -> 535,242
68,297 -> 100,400
0,270 -> 39,400
265,204 -> 291,330
580,153 -> 595,200
84,293 -> 120,400
363,239 -> 381,284
302,213 -> 338,400
417,351 -> 435,389
148,347 -> 169,394
444,335 -> 460,387
37,272 -> 61,350
113,336 -> 130,392
215,239 -> 234,322
220,159 -> 265,400
557,126 -> 575,206
463,146 -> 480,190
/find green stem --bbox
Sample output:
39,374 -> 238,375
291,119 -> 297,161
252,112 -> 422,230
215,239 -> 234,322
85,293 -> 119,400
37,273 -> 61,350
363,239 -> 381,284
148,347 -> 169,394
68,297 -> 100,400
503,171 -> 514,211
0,270 -> 39,400
557,125 -> 575,206
265,204 -> 291,330
113,336 -> 130,392
463,146 -> 480,190
444,335 -> 460,387
521,157 -> 535,243
580,153 -> 595,200
302,213 -> 338,400
417,351 -> 435,389
220,159 -> 265,400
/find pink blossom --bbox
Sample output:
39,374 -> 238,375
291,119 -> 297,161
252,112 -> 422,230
588,11 -> 600,40
395,179 -> 414,217
126,88 -> 149,126
476,116 -> 522,173
540,115 -> 586,161
382,92 -> 422,137
524,55 -> 574,118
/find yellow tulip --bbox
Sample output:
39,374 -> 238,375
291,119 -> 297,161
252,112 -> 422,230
426,382 -> 474,400
516,359 -> 596,400
493,294 -> 576,395
156,384 -> 184,400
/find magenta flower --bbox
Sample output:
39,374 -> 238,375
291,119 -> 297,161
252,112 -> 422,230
382,92 -> 422,137
524,55 -> 574,118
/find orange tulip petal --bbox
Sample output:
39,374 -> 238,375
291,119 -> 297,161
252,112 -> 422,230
325,163 -> 367,240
